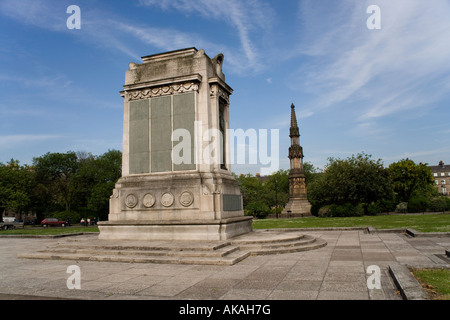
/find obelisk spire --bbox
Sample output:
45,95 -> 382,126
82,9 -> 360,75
290,103 -> 300,138
288,103 -> 303,163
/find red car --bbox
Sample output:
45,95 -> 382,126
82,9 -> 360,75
41,218 -> 67,228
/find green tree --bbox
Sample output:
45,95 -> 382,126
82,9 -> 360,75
388,159 -> 434,203
308,153 -> 393,215
1,150 -> 122,222
262,169 -> 289,213
236,174 -> 264,208
318,203 -> 363,217
303,161 -> 319,186
81,150 -> 122,220
244,201 -> 271,218
32,151 -> 80,213
428,196 -> 447,212
0,159 -> 35,215
235,165 -> 320,216
407,196 -> 429,213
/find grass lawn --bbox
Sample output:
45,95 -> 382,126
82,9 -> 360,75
1,213 -> 448,235
412,269 -> 450,300
0,225 -> 99,235
252,213 -> 450,232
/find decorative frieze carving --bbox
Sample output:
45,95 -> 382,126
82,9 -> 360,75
210,84 -> 230,104
161,192 -> 175,207
125,194 -> 138,208
126,82 -> 199,101
289,145 -> 303,159
179,191 -> 194,207
143,193 -> 156,208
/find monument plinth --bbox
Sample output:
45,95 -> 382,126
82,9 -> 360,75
98,48 -> 253,241
282,104 -> 312,216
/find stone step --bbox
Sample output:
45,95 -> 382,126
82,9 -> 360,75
37,245 -> 239,258
52,241 -> 231,252
230,232 -> 305,245
233,235 -> 316,250
39,236 -> 321,258
18,230 -> 328,265
244,238 -> 328,255
18,249 -> 250,266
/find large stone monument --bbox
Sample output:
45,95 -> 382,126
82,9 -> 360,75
282,103 -> 312,216
98,48 -> 253,241
18,51 -> 328,266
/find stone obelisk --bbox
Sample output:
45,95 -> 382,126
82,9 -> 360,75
98,48 -> 253,241
282,103 -> 312,216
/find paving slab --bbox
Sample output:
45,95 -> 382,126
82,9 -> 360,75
0,229 -> 448,301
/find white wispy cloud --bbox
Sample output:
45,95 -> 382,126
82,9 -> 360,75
116,22 -> 212,55
137,0 -> 275,73
293,0 -> 450,123
0,72 -> 120,112
0,134 -> 62,148
0,0 -> 275,74
117,21 -> 258,75
0,74 -> 72,89
383,147 -> 450,163
0,0 -> 65,31
0,0 -> 141,60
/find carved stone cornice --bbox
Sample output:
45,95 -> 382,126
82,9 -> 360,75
289,168 -> 306,177
289,145 -> 303,159
124,82 -> 200,101
210,83 -> 230,104
209,76 -> 232,105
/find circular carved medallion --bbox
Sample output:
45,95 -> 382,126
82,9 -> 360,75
179,191 -> 194,207
125,194 -> 138,208
161,192 -> 174,207
143,193 -> 155,208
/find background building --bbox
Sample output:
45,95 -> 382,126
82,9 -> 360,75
429,161 -> 450,196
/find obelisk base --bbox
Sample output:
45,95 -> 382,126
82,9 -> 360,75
282,198 -> 312,217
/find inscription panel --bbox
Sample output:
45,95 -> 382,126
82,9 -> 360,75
151,96 -> 172,172
129,99 -> 149,174
223,194 -> 242,211
173,93 -> 195,171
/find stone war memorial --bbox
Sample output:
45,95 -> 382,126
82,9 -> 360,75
19,48 -> 326,266
98,47 -> 253,241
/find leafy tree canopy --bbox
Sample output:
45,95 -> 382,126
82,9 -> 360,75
388,158 -> 434,203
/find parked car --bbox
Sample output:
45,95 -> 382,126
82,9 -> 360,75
1,218 -> 24,230
41,218 -> 68,228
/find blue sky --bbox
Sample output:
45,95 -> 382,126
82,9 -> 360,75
1,0 -> 450,175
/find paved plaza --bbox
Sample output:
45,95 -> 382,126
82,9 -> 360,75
0,229 -> 449,301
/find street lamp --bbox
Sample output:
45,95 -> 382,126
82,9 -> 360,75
275,177 -> 278,219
